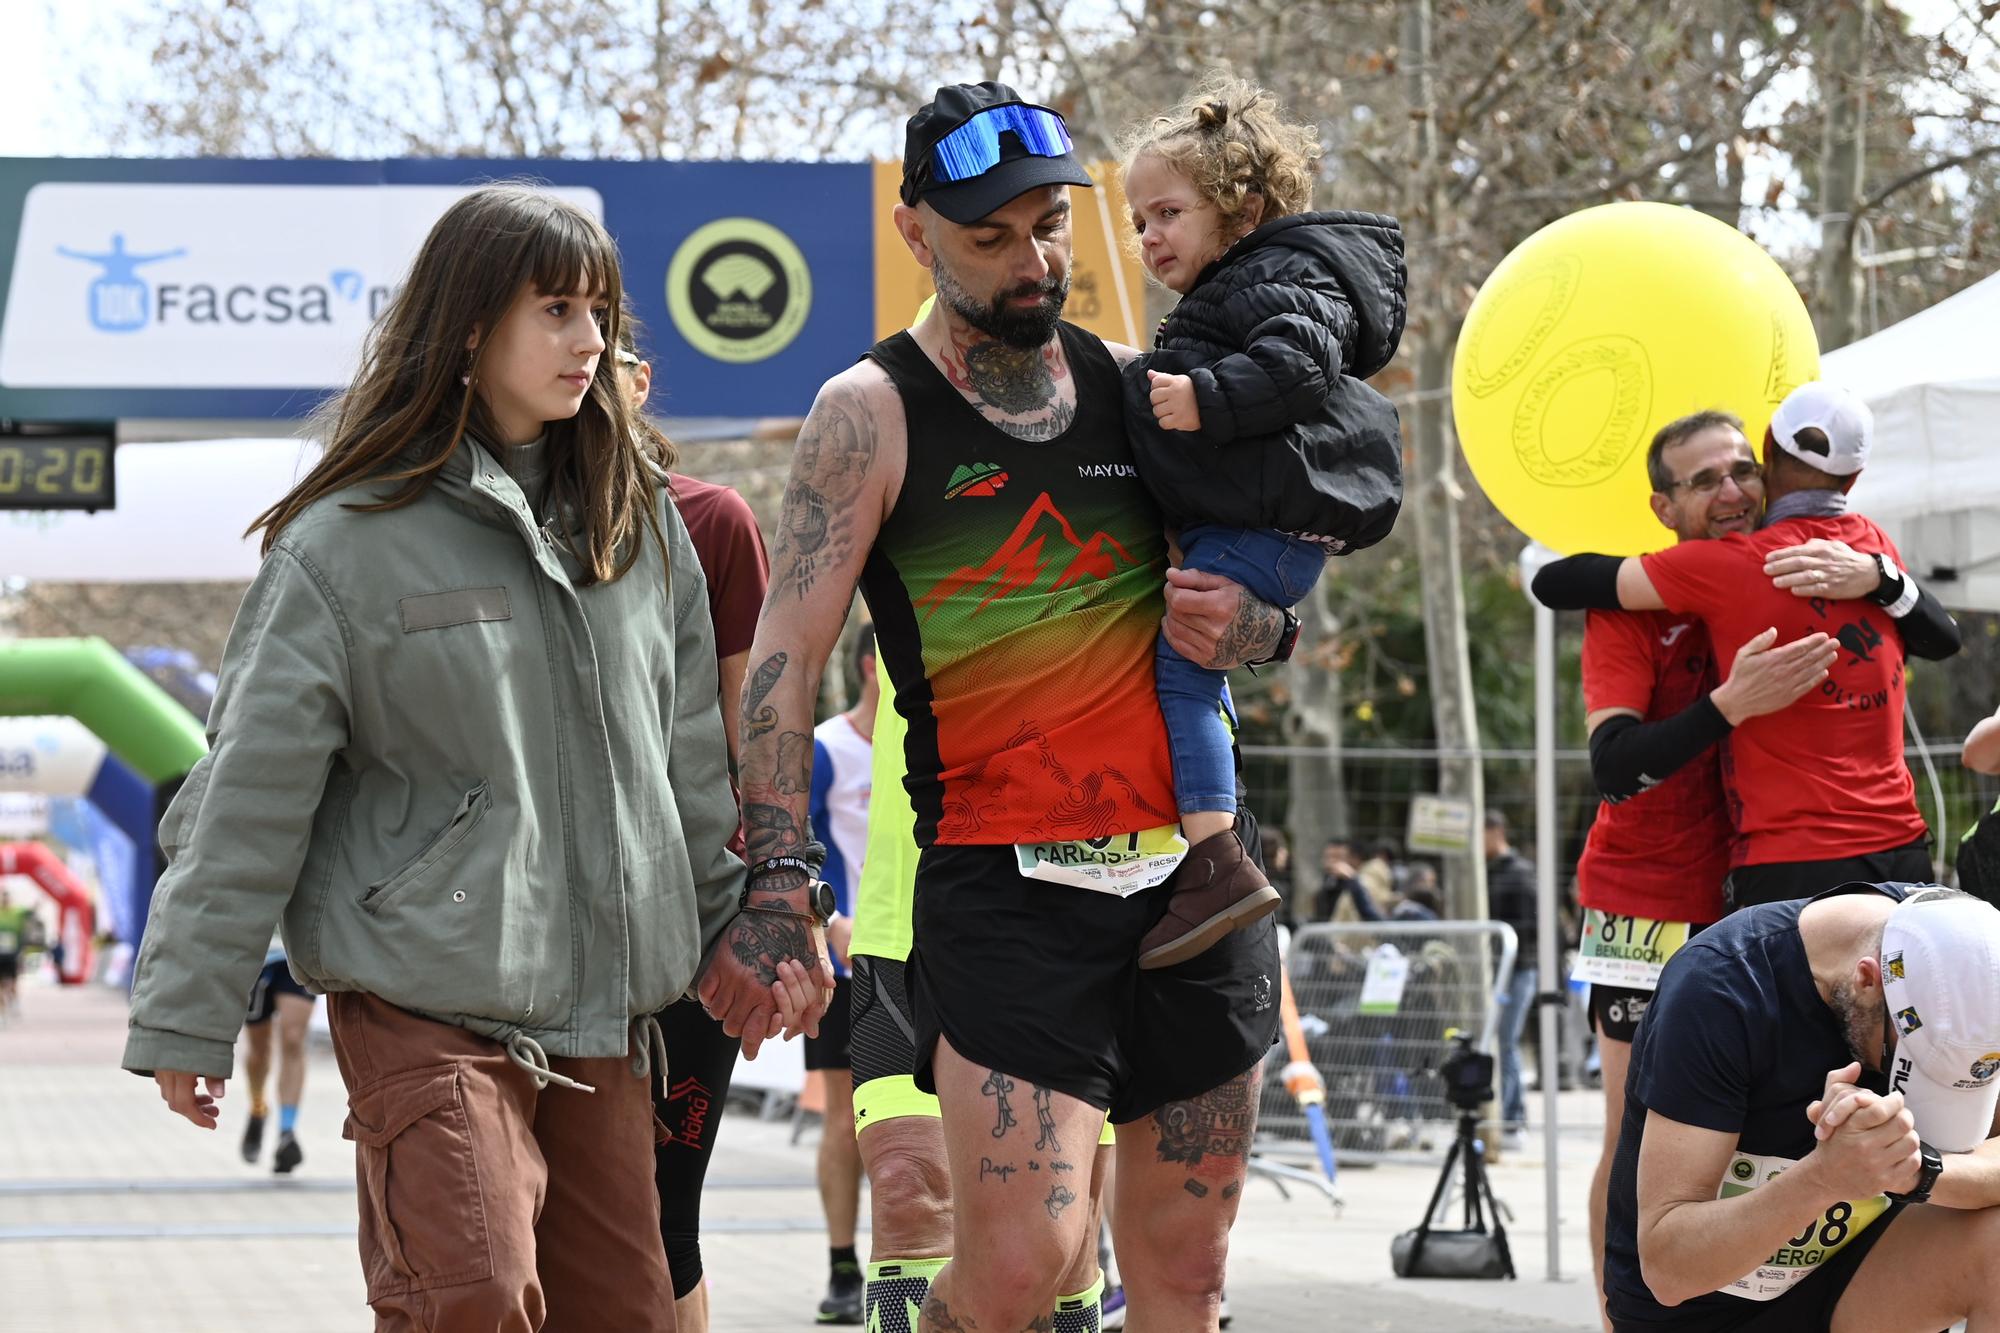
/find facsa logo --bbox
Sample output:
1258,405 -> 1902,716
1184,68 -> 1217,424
56,234 -> 187,333
56,234 -> 384,333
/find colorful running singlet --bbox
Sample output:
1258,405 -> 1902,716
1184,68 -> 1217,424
859,323 -> 1176,846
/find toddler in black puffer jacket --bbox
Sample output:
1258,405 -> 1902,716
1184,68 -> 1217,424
1121,78 -> 1407,969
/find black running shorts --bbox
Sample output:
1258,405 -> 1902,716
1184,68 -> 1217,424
907,843 -> 1282,1124
243,959 -> 312,1026
849,955 -> 919,1090
804,975 -> 855,1071
1725,839 -> 1931,912
1591,985 -> 1654,1044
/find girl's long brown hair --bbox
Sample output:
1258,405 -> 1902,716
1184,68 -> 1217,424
250,182 -> 667,585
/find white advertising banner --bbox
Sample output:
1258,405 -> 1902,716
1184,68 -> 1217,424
0,183 -> 601,389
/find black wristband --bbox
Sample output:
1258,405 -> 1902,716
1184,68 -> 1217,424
1588,696 -> 1733,803
1532,554 -> 1625,611
748,844 -> 826,883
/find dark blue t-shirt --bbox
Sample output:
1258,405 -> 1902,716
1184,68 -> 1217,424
1603,882 -> 1911,1327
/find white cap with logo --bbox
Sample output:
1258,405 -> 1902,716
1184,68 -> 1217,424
1883,887 -> 2000,1152
1769,380 -> 1874,476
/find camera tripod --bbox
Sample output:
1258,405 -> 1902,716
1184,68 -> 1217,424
1401,1106 -> 1516,1278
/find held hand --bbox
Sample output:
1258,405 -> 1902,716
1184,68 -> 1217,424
697,906 -> 832,1058
1147,370 -> 1202,431
1764,539 -> 1878,601
155,1071 -> 226,1130
1807,1061 -> 1868,1141
1710,628 -> 1838,724
1162,567 -> 1282,669
770,954 -> 835,1040
1807,1084 -> 1923,1199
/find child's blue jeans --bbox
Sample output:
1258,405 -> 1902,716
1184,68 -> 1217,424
1156,524 -> 1327,814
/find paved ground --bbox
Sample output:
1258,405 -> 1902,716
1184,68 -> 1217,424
1,982 -> 1610,1331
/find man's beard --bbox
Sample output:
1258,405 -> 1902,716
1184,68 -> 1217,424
1830,978 -> 1884,1070
932,253 -> 1069,349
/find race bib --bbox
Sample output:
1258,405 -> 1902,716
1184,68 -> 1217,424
1713,1152 -> 1889,1301
1014,825 -> 1188,897
1571,909 -> 1693,990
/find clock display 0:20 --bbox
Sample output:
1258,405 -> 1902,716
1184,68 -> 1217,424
0,440 -> 112,507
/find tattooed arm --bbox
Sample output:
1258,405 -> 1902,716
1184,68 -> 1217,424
697,364 -> 905,1055
1161,567 -> 1285,669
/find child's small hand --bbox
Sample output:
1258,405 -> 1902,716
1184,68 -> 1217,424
1147,370 -> 1202,432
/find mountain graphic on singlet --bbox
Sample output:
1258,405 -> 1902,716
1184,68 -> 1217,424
917,491 -> 1139,619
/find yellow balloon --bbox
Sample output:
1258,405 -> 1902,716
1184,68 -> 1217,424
1452,202 -> 1819,556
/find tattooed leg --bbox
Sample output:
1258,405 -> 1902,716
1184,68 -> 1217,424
1110,1068 -> 1261,1329
928,1038 -> 1106,1332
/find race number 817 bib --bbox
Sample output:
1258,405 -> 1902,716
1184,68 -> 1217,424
1571,909 -> 1693,991
1713,1152 -> 1889,1301
1015,825 -> 1188,897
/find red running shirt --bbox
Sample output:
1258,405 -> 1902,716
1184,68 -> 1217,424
1639,514 -> 1925,867
1576,609 -> 1731,922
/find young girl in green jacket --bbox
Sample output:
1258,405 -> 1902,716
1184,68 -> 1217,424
123,183 -> 819,1331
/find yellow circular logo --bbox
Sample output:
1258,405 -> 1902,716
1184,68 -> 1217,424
666,218 -> 812,364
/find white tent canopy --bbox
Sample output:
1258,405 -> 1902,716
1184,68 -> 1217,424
1825,271 -> 2000,612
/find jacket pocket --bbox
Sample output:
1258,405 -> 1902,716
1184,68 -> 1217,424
344,1063 -> 493,1300
362,782 -> 490,915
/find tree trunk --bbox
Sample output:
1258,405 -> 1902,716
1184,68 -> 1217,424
1403,0 -> 1488,924
1813,0 -> 1872,350
1283,584 -> 1347,922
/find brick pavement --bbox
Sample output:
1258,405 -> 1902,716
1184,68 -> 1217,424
1,982 -> 1605,1331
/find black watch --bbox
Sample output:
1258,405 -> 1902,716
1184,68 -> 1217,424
1863,551 -> 1905,607
1887,1140 -> 1943,1204
1247,607 -> 1302,667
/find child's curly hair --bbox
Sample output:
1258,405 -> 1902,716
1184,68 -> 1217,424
1119,76 -> 1322,235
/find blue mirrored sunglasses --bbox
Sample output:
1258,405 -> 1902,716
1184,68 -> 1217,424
918,104 -> 1074,191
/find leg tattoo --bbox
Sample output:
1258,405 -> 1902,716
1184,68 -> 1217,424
1033,1086 -> 1062,1154
983,1070 -> 1019,1140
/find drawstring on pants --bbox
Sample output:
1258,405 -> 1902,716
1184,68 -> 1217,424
505,1031 -> 597,1093
631,1012 -> 668,1083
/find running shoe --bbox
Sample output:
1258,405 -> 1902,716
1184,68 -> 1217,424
240,1113 -> 266,1164
272,1130 -> 303,1175
817,1260 -> 864,1325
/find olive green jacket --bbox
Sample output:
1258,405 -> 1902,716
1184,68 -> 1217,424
122,439 -> 745,1078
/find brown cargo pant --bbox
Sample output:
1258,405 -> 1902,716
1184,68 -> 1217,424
328,991 -> 677,1332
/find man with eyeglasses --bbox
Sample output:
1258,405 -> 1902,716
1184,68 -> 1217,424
1557,408 -> 1846,1328
1536,382 -> 1961,914
708,82 -> 1284,1333
1602,881 -> 2000,1332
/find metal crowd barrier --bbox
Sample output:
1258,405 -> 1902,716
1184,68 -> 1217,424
1258,920 -> 1518,1166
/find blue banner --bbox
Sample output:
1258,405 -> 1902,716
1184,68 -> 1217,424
0,157 -> 874,421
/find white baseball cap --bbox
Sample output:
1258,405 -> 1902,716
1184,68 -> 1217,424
1769,381 -> 1873,476
1882,887 -> 2000,1152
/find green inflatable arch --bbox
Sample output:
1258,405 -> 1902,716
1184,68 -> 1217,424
0,638 -> 207,781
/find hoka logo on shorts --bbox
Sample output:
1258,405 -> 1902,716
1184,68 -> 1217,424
56,234 -> 187,332
944,461 -> 1009,498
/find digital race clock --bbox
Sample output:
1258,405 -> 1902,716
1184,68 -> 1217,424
0,427 -> 116,511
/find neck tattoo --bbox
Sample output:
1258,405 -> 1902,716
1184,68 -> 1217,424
940,328 -> 1074,442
